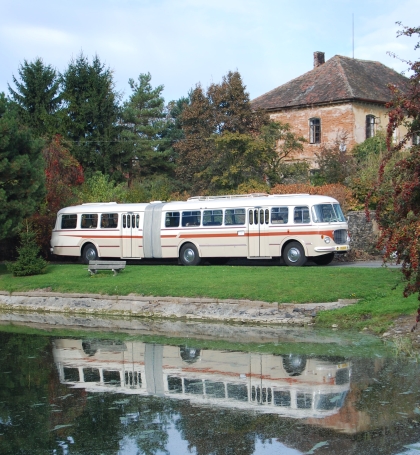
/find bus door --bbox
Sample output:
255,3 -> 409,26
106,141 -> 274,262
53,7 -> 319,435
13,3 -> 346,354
248,208 -> 270,257
122,213 -> 142,258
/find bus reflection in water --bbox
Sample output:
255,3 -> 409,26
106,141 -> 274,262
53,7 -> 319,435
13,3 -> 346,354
53,339 -> 350,419
50,193 -> 350,266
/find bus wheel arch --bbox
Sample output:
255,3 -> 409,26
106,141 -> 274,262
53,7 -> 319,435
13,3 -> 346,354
179,242 -> 201,266
282,240 -> 307,266
81,243 -> 98,264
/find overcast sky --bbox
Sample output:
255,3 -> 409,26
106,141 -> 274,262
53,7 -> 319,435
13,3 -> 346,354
1,0 -> 419,104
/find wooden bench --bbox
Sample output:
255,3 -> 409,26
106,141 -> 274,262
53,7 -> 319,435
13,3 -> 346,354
88,260 -> 126,276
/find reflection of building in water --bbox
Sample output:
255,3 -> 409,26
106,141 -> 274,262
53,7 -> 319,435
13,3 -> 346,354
53,339 -> 350,419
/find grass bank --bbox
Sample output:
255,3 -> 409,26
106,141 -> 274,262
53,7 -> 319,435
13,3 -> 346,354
0,263 -> 418,333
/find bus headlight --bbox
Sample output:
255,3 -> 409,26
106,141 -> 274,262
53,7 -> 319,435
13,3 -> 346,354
324,236 -> 331,244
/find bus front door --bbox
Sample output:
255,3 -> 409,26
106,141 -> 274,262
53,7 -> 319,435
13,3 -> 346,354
122,213 -> 142,258
248,208 -> 270,258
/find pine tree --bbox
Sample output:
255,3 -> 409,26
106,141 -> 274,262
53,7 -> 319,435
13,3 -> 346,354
61,53 -> 122,179
7,223 -> 48,276
0,94 -> 45,240
8,58 -> 62,137
120,73 -> 172,183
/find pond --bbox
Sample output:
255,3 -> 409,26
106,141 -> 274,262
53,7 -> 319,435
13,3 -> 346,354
0,319 -> 419,455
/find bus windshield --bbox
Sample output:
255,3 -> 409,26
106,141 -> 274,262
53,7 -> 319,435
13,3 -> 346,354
312,203 -> 346,223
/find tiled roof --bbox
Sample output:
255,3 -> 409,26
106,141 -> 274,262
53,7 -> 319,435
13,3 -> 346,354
251,55 -> 409,111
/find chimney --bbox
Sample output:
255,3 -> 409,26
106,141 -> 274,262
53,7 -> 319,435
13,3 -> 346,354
313,51 -> 325,68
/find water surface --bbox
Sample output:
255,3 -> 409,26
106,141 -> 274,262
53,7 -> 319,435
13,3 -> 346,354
0,324 -> 419,454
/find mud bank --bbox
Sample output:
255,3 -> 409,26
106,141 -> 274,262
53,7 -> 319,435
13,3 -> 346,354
0,291 -> 357,326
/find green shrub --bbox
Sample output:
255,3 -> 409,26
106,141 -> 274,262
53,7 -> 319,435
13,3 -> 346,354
7,225 -> 48,276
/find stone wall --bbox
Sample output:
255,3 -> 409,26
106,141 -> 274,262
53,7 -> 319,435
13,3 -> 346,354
347,210 -> 380,254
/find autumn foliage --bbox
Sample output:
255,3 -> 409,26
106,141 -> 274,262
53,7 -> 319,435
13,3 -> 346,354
370,24 -> 420,302
271,183 -> 356,214
43,135 -> 84,213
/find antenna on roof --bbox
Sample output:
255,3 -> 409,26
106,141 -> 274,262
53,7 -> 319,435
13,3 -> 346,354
352,13 -> 354,59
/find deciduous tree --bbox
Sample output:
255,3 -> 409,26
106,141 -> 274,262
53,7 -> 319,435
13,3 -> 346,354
43,135 -> 84,213
371,24 -> 420,310
175,71 -> 270,193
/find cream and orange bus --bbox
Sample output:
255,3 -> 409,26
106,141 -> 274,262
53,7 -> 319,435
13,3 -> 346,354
50,193 -> 350,266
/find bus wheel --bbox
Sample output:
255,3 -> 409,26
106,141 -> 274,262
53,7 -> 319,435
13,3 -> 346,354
180,346 -> 201,363
283,242 -> 307,266
282,354 -> 307,376
312,252 -> 335,266
82,244 -> 98,264
180,243 -> 201,266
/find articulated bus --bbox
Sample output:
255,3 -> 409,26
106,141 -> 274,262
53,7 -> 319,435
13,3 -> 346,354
53,339 -> 351,419
50,193 -> 350,266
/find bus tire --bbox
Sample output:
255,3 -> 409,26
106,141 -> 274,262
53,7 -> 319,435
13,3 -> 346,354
312,252 -> 335,266
180,346 -> 201,363
282,354 -> 307,376
179,243 -> 201,266
82,243 -> 98,264
283,242 -> 307,266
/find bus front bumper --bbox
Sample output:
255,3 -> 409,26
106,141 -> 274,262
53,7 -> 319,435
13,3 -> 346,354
314,245 -> 350,252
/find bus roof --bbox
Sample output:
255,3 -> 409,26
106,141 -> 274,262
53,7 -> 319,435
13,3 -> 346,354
56,194 -> 340,214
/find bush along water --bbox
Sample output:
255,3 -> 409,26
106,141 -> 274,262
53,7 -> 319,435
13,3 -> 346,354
7,223 -> 48,276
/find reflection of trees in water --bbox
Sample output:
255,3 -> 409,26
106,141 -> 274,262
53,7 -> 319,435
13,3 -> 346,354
175,403 -> 256,455
66,395 -> 175,455
0,333 -> 53,454
353,357 -> 420,427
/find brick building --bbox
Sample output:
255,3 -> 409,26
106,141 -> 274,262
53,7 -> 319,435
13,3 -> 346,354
251,52 -> 409,165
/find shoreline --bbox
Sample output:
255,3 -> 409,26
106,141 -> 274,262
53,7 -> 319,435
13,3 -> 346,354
0,290 -> 357,326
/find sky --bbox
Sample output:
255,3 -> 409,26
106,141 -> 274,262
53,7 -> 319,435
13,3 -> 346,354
1,0 -> 419,104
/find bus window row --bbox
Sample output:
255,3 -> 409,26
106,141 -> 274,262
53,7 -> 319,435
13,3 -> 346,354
61,213 -> 120,230
165,206 -> 313,228
59,203 -> 345,230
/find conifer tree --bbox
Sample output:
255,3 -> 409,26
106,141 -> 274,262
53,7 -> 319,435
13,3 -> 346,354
61,53 -> 122,179
120,73 -> 172,183
0,94 -> 45,240
8,58 -> 62,137
7,222 -> 48,276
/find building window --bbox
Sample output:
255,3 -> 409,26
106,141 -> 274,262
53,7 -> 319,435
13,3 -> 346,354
309,118 -> 321,144
366,115 -> 376,139
413,133 -> 420,145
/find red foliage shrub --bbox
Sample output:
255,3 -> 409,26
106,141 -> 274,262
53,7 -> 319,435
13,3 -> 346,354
270,183 -> 356,213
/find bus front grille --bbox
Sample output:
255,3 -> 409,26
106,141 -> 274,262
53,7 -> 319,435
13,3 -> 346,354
334,229 -> 347,245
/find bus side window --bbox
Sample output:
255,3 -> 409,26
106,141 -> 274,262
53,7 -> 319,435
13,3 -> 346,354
225,209 -> 245,226
203,210 -> 222,226
182,210 -> 201,227
101,213 -> 119,228
165,212 -> 180,228
271,207 -> 288,224
61,214 -> 77,229
81,214 -> 98,229
293,207 -> 310,224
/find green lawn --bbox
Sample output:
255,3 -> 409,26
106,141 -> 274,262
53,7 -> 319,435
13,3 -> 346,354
0,263 -> 418,333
